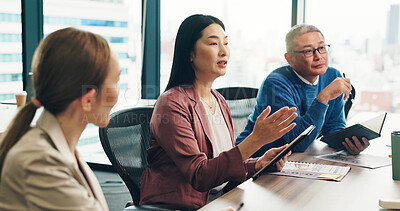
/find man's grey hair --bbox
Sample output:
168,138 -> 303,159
285,24 -> 324,52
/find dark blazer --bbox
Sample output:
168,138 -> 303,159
140,85 -> 257,210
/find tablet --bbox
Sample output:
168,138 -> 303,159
252,125 -> 316,180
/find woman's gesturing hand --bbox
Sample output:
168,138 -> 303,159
237,106 -> 297,161
250,106 -> 297,148
255,145 -> 290,171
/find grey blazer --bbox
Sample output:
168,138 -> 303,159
0,110 -> 109,211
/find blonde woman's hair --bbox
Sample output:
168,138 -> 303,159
0,27 -> 111,178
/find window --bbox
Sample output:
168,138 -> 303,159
43,0 -> 142,164
160,0 -> 292,92
0,0 -> 23,102
306,0 -> 400,115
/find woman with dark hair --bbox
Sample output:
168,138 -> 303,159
0,27 -> 120,210
140,14 -> 297,209
164,15 -> 225,90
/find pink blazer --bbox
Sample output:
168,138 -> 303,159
139,85 -> 257,209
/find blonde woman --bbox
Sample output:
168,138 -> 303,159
0,27 -> 120,210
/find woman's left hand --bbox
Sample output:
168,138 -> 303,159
255,145 -> 290,172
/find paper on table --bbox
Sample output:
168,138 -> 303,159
315,150 -> 391,169
268,161 -> 351,182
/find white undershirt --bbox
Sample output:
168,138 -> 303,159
200,99 -> 232,192
292,69 -> 319,85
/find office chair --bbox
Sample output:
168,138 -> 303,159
344,84 -> 356,119
216,87 -> 258,139
99,106 -> 169,210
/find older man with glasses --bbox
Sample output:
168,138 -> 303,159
236,24 -> 369,157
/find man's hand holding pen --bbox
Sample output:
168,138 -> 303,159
316,73 -> 352,105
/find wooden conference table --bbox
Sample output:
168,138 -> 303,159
200,113 -> 400,211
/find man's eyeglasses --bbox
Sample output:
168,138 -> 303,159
289,45 -> 330,57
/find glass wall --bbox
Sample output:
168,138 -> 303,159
0,0 -> 23,102
160,0 -> 292,92
10,0 -> 400,164
306,0 -> 400,116
43,0 -> 142,164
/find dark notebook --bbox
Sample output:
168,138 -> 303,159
252,125 -> 316,180
321,113 -> 387,150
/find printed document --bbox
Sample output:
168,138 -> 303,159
268,161 -> 350,181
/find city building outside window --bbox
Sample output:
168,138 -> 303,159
42,0 -> 142,164
0,0 -> 23,102
306,0 -> 400,116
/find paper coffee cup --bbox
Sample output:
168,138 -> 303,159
15,91 -> 27,108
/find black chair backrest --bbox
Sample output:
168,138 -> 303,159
216,87 -> 258,138
216,87 -> 259,100
99,106 -> 153,205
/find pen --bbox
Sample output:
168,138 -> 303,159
343,73 -> 346,78
237,202 -> 244,211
